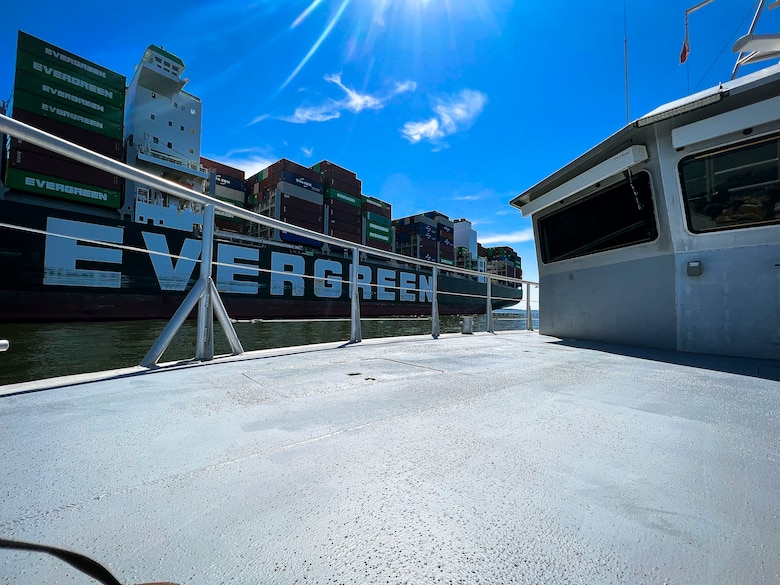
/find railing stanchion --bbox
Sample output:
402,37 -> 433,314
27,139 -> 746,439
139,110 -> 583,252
211,280 -> 244,355
141,280 -> 206,367
486,277 -> 494,333
196,205 -> 215,361
525,282 -> 534,331
431,266 -> 440,339
350,247 -> 362,343
141,205 -> 244,367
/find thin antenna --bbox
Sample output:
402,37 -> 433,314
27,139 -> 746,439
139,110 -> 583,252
623,0 -> 630,123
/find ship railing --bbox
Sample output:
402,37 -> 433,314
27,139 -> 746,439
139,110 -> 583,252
0,114 -> 539,368
138,135 -> 204,172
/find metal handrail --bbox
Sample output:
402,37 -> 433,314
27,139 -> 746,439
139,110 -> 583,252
0,114 -> 538,364
0,114 -> 531,285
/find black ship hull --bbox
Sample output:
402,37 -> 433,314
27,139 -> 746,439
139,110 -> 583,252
0,197 -> 522,323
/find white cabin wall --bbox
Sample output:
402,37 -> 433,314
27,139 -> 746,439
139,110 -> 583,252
654,112 -> 780,360
535,128 -> 678,351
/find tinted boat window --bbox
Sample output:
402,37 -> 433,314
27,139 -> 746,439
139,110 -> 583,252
538,171 -> 657,263
679,134 -> 780,232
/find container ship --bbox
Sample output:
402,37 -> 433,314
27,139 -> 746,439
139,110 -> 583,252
0,32 -> 522,323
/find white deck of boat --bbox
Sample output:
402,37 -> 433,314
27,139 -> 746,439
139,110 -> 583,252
1,330 -> 779,584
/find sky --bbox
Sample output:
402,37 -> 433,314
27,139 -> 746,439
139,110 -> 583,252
1,0 -> 778,291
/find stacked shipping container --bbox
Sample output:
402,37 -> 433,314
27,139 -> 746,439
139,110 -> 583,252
4,32 -> 125,209
313,160 -> 364,246
202,156 -> 246,233
246,158 -> 324,247
484,245 -> 523,280
394,211 -> 455,264
362,196 -> 392,251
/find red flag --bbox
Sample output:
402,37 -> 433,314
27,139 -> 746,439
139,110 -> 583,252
680,17 -> 690,64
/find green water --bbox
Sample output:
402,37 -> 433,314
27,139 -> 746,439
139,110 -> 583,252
0,312 -> 537,386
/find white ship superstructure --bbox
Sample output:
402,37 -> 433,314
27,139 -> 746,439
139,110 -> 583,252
123,44 -> 206,231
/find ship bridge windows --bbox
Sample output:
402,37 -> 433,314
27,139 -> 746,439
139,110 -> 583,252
679,133 -> 780,232
538,171 -> 657,263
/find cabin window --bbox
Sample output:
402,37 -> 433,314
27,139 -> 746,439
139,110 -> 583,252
679,134 -> 780,232
538,171 -> 657,263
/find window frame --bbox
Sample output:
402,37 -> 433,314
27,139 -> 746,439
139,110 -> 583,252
537,169 -> 659,264
678,133 -> 780,234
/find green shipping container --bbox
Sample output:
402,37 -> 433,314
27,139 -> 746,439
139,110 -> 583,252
5,167 -> 121,209
362,195 -> 391,209
15,50 -> 125,111
367,231 -> 391,243
366,221 -> 391,234
12,89 -> 123,139
18,31 -> 126,91
364,210 -> 391,224
440,258 -> 455,266
327,188 -> 361,207
14,70 -> 124,127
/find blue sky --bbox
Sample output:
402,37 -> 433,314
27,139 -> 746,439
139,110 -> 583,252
2,0 -> 778,287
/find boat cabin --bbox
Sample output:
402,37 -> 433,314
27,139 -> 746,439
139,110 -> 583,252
512,64 -> 780,360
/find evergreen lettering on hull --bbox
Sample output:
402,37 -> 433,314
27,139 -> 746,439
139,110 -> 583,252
40,217 -> 434,303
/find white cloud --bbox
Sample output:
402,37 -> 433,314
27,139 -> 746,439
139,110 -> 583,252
249,114 -> 270,125
394,80 -> 417,94
478,229 -> 535,245
278,74 -> 416,125
285,101 -> 343,124
324,73 -> 382,112
301,146 -> 314,157
216,147 -> 277,177
451,189 -> 493,202
402,89 -> 487,144
401,119 -> 442,142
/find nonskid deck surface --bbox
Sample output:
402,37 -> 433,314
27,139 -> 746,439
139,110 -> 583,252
1,331 -> 778,584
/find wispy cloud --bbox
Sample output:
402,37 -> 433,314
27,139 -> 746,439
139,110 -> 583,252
478,229 -> 535,245
402,89 -> 487,144
451,188 -> 494,202
249,114 -> 270,125
215,147 -> 277,177
301,146 -> 314,157
277,74 -> 416,124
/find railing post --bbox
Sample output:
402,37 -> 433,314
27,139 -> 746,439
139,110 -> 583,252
350,247 -> 362,343
431,266 -> 440,339
141,205 -> 243,368
486,277 -> 494,333
525,282 -> 534,331
196,205 -> 215,360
